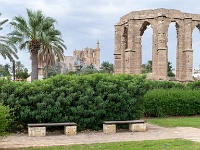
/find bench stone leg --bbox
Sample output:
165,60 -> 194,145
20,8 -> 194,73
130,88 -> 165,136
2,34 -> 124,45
28,127 -> 46,137
103,124 -> 116,133
64,126 -> 77,135
129,123 -> 146,132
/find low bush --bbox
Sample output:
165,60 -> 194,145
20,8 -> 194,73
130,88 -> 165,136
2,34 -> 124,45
144,79 -> 186,90
0,103 -> 10,136
144,89 -> 200,117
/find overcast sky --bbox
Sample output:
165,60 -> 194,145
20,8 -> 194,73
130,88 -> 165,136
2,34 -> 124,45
1,0 -> 200,72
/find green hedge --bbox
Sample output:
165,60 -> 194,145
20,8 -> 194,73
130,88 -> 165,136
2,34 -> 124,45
144,79 -> 186,90
0,74 -> 147,131
144,89 -> 200,117
0,103 -> 10,136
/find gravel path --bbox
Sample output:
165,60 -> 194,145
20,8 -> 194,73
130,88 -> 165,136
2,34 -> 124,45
1,123 -> 200,149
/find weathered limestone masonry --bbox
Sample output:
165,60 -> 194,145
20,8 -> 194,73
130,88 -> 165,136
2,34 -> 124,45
74,41 -> 100,70
114,8 -> 200,81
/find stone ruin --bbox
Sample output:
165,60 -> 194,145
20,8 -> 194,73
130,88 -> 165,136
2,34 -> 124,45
114,8 -> 200,81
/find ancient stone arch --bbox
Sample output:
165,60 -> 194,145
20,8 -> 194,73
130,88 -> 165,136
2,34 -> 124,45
114,8 -> 200,81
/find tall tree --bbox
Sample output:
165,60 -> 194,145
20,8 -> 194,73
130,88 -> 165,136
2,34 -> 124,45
38,26 -> 66,78
15,61 -> 24,73
0,13 -> 18,62
0,64 -> 11,77
9,9 -> 56,81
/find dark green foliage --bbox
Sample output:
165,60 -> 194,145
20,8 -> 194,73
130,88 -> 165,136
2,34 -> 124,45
15,70 -> 30,80
0,64 -> 11,77
0,74 -> 147,131
187,80 -> 200,89
0,103 -> 10,136
142,61 -> 175,77
144,89 -> 200,117
100,61 -> 114,74
144,79 -> 185,90
167,62 -> 175,77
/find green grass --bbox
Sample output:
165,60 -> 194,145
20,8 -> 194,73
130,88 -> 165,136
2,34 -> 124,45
21,139 -> 200,150
147,116 -> 200,128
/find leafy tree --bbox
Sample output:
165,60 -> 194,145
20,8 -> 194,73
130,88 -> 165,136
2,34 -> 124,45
81,64 -> 99,75
15,70 -> 30,81
0,13 -> 18,62
168,62 -> 175,77
15,61 -> 25,73
0,64 -> 11,77
9,9 -> 57,81
142,60 -> 175,77
142,60 -> 152,73
43,61 -> 62,78
100,61 -> 114,74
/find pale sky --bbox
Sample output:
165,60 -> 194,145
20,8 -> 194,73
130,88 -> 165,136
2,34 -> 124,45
1,0 -> 200,72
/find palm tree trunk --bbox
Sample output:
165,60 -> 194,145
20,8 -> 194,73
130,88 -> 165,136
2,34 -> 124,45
12,61 -> 15,80
45,57 -> 50,78
31,50 -> 38,81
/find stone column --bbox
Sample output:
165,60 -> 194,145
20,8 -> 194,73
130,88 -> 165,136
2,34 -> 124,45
114,25 -> 122,74
156,16 -> 168,80
183,18 -> 193,81
121,26 -> 128,73
127,20 -> 142,74
121,27 -> 128,73
125,19 -> 137,74
175,21 -> 184,81
152,24 -> 158,79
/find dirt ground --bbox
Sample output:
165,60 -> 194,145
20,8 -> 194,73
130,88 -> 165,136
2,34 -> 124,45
1,123 -> 200,149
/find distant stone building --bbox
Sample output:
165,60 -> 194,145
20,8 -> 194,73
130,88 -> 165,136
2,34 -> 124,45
73,41 -> 100,69
60,56 -> 76,73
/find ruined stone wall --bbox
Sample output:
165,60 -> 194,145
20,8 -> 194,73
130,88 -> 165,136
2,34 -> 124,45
73,42 -> 100,69
114,8 -> 200,81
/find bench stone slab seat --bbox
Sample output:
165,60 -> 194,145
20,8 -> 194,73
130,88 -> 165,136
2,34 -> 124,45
103,120 -> 146,133
28,122 -> 77,137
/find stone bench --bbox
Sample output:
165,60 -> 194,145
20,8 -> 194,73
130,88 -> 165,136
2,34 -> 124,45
28,122 -> 77,137
103,120 -> 146,133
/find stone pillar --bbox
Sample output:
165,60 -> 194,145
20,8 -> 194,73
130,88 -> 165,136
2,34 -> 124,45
125,20 -> 137,74
156,16 -> 168,80
121,26 -> 128,73
183,18 -> 193,81
152,25 -> 158,79
128,20 -> 142,74
114,25 -> 122,74
175,21 -> 184,81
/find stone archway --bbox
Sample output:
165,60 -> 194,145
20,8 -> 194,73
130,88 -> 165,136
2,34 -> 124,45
114,8 -> 200,81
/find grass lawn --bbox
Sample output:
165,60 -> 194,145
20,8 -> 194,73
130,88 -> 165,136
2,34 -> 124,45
22,139 -> 200,150
147,116 -> 200,128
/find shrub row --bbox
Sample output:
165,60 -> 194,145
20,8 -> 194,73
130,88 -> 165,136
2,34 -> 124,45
0,103 -> 10,136
0,74 -> 147,131
144,88 -> 200,117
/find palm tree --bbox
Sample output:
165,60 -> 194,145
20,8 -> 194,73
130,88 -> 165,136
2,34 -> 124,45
100,61 -> 114,74
0,13 -> 18,62
15,61 -> 25,73
38,27 -> 66,78
9,9 -> 56,81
